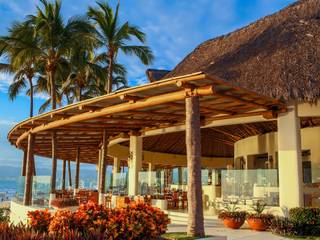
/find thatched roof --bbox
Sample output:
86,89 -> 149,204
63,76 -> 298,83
146,69 -> 170,82
165,0 -> 320,101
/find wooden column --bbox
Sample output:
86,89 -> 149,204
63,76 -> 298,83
68,159 -> 72,188
50,131 -> 57,193
99,130 -> 108,204
185,96 -> 205,237
62,159 -> 66,190
21,149 -> 27,176
75,146 -> 80,189
23,133 -> 34,206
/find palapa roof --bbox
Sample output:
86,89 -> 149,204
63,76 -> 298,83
165,0 -> 320,101
146,69 -> 171,82
7,73 -> 284,163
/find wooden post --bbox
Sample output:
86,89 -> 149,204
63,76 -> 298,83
33,161 -> 36,176
68,159 -> 72,188
62,159 -> 66,190
50,131 -> 57,193
23,133 -> 34,206
185,96 -> 205,237
21,149 -> 27,176
99,130 -> 108,204
75,147 -> 80,189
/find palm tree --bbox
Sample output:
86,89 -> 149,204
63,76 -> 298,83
26,0 -> 95,110
62,47 -> 105,102
0,21 -> 40,117
88,1 -> 154,94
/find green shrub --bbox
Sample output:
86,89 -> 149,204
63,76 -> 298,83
289,207 -> 320,236
270,217 -> 295,236
0,207 -> 10,223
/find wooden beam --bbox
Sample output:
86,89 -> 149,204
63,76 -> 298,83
68,159 -> 72,188
99,130 -> 108,204
50,131 -> 57,193
75,146 -> 80,189
62,159 -> 66,190
16,85 -> 215,146
23,133 -> 34,206
21,149 -> 27,176
120,94 -> 142,103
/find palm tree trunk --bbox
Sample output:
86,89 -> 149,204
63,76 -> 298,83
185,96 -> 205,237
106,54 -> 113,94
28,77 -> 34,118
49,70 -> 56,110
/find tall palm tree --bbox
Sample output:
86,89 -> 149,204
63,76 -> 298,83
88,1 -> 154,94
0,21 -> 40,117
26,0 -> 95,110
62,47 -> 105,102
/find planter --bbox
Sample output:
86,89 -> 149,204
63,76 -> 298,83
247,217 -> 268,231
223,217 -> 245,229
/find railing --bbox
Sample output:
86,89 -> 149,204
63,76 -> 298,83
221,169 -> 279,206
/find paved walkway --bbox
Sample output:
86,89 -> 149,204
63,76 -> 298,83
167,220 -> 289,240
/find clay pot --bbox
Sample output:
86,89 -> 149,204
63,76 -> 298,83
223,217 -> 245,229
247,217 -> 268,231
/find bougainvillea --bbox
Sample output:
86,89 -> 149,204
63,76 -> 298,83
27,209 -> 52,233
26,201 -> 170,239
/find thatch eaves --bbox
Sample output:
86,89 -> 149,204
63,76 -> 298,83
146,69 -> 171,82
165,0 -> 320,101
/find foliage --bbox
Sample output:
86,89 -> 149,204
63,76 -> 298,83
0,207 -> 10,223
251,200 -> 267,215
87,1 -> 153,93
50,198 -> 78,208
246,200 -> 274,225
25,201 -> 170,239
270,208 -> 320,237
270,217 -> 296,236
27,209 -> 52,233
217,202 -> 246,221
289,207 -> 320,236
0,222 -> 115,240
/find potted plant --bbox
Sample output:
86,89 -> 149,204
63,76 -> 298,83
246,200 -> 274,231
218,201 -> 246,229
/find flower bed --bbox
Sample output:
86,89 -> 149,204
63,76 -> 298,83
23,201 -> 170,239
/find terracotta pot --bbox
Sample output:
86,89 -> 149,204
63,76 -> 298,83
222,217 -> 245,229
247,217 -> 268,231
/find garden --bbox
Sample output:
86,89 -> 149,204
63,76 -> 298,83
0,201 -> 170,240
217,200 -> 320,238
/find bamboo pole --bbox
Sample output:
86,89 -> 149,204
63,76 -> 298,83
75,146 -> 80,189
62,159 -> 66,190
16,85 -> 214,146
68,159 -> 72,188
185,96 -> 205,237
50,131 -> 57,193
21,149 -> 27,176
99,130 -> 108,204
23,133 -> 34,206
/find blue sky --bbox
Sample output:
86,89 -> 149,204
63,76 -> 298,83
0,0 -> 295,173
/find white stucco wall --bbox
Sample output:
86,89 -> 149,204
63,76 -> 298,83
234,126 -> 320,183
